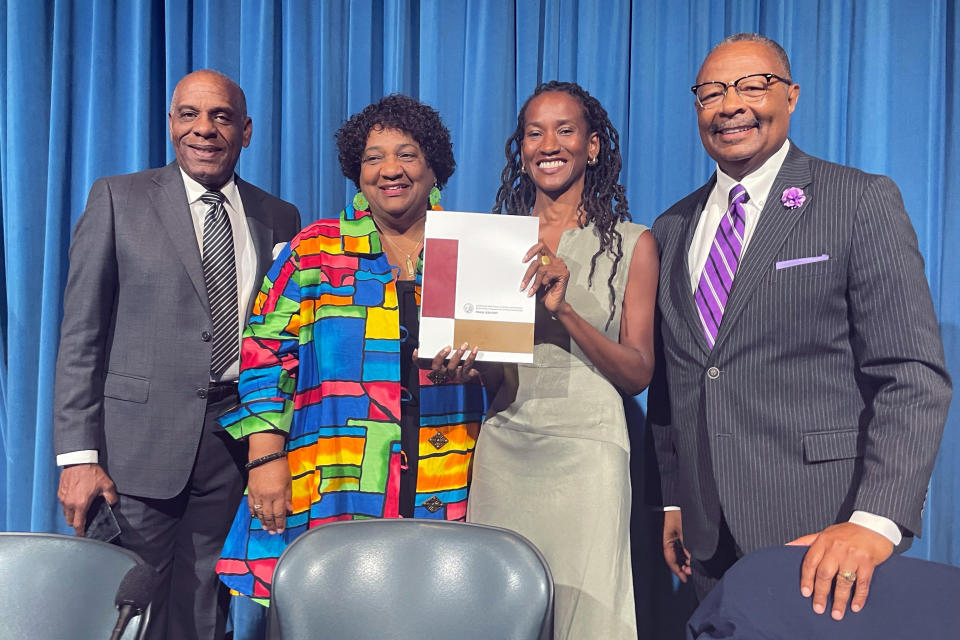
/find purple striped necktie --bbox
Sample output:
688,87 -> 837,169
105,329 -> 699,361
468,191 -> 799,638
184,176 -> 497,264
695,184 -> 749,348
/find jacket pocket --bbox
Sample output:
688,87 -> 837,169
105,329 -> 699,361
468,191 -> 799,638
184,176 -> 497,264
802,429 -> 861,463
103,372 -> 149,403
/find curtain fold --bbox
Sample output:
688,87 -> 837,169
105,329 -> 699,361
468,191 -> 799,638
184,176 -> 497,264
2,0 -> 958,633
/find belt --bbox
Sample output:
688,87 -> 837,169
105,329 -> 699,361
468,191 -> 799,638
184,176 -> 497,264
205,381 -> 239,403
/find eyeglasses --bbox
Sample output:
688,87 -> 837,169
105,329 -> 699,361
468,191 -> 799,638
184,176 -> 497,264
691,73 -> 792,109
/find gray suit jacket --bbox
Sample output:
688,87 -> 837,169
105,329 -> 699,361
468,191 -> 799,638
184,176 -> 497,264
53,161 -> 300,499
647,143 -> 951,560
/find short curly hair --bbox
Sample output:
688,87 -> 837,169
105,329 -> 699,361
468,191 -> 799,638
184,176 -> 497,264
335,94 -> 455,190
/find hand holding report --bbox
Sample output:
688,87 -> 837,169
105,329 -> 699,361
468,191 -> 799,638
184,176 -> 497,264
420,211 -> 539,363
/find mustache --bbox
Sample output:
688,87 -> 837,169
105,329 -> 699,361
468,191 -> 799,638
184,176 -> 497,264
710,118 -> 759,134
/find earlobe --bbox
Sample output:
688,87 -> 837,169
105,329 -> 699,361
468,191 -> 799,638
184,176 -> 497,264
787,85 -> 800,114
243,117 -> 253,147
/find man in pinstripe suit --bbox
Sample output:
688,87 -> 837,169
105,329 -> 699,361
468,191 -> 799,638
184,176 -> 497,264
647,33 -> 951,619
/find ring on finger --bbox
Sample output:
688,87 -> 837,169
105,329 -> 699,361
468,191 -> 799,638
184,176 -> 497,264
838,570 -> 857,582
427,369 -> 450,385
540,255 -> 551,266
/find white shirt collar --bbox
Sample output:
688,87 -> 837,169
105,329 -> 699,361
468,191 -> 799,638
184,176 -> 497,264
714,139 -> 790,206
178,168 -> 239,209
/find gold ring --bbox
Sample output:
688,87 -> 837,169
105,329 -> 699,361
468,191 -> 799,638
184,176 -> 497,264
540,255 -> 551,266
838,570 -> 857,582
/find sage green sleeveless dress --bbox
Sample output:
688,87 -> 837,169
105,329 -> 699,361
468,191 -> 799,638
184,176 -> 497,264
467,220 -> 648,640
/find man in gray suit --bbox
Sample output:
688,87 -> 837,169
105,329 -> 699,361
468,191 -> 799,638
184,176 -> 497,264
54,70 -> 300,639
648,34 -> 950,619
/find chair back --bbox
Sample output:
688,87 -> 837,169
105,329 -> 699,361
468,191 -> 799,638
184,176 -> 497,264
0,532 -> 149,640
269,519 -> 553,640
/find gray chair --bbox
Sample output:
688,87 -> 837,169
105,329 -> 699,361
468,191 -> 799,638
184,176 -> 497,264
268,519 -> 553,640
0,532 -> 150,640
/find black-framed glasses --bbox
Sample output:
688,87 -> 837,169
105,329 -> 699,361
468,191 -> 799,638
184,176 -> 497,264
691,73 -> 792,109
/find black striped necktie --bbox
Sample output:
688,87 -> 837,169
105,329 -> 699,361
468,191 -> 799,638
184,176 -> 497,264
200,190 -> 239,379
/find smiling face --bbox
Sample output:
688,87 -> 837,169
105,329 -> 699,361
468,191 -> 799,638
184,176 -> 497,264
695,41 -> 799,180
359,126 -> 436,229
168,71 -> 251,190
520,91 -> 599,200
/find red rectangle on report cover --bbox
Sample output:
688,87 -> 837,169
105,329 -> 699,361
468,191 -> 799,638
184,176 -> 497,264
422,238 -> 458,318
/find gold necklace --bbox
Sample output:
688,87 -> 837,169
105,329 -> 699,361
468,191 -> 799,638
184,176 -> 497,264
379,231 -> 423,279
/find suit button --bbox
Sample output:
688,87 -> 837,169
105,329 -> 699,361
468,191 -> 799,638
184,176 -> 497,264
707,367 -> 720,380
197,388 -> 208,399
201,331 -> 212,342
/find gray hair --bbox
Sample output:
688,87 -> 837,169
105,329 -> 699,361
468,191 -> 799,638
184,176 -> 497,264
716,33 -> 792,80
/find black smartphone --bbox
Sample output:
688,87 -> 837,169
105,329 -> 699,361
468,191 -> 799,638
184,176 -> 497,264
85,495 -> 122,543
672,539 -> 688,569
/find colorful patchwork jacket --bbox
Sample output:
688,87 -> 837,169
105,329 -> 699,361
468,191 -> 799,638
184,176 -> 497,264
216,202 -> 487,600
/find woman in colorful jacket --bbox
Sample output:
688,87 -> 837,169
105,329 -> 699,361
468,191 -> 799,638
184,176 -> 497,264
216,94 -> 487,602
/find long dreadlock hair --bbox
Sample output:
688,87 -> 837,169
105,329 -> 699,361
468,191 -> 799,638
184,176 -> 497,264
493,81 -> 631,330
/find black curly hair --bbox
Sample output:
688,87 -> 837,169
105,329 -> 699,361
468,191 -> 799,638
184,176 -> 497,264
336,94 -> 455,191
493,81 -> 631,330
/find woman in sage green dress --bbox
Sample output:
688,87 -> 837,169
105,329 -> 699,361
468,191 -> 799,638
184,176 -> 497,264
467,81 -> 658,640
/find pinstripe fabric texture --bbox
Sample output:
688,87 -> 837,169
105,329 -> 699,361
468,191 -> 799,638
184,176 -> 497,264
200,190 -> 239,378
646,143 -> 951,560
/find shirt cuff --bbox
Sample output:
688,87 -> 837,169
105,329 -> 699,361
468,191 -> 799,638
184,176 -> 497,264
57,450 -> 99,466
653,505 -> 681,512
849,510 -> 902,546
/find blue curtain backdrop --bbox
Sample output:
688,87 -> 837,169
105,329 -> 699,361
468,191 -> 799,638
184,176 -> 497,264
1,0 -> 957,635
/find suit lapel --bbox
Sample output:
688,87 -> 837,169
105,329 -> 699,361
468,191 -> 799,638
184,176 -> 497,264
150,162 -> 208,306
712,144 -> 813,350
236,176 -> 272,317
668,178 -> 716,359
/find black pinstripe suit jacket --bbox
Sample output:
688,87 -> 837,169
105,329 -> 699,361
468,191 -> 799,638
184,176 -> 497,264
646,143 -> 951,560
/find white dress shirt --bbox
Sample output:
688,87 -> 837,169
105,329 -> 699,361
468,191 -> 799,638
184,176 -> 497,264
56,170 -> 255,467
674,140 -> 902,546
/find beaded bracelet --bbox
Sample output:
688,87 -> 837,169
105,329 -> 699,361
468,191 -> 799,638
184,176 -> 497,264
245,451 -> 287,470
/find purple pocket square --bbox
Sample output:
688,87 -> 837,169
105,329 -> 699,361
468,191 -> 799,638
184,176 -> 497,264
775,254 -> 829,270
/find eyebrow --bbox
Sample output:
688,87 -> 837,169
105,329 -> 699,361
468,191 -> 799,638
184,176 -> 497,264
175,104 -> 236,114
525,118 -> 579,128
363,143 -> 419,152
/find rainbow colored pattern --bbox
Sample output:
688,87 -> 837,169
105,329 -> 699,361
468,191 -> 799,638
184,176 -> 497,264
216,202 -> 487,600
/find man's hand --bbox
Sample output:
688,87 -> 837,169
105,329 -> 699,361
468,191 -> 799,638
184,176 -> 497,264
788,522 -> 894,620
57,463 -> 118,536
662,509 -> 692,582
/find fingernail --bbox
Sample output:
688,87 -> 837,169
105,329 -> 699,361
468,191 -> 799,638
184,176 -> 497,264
851,604 -> 861,612
460,342 -> 468,350
831,610 -> 842,620
801,587 -> 811,597
813,604 -> 824,614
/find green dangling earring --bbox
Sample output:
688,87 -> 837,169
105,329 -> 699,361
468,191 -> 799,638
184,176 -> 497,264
353,191 -> 369,211
429,184 -> 442,209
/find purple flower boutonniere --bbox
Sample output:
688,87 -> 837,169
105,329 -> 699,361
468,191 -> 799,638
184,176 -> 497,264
781,187 -> 806,209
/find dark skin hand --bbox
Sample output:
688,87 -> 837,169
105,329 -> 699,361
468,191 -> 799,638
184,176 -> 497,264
788,522 -> 894,620
58,463 -> 118,536
661,509 -> 693,582
519,230 -> 658,395
245,432 -> 292,534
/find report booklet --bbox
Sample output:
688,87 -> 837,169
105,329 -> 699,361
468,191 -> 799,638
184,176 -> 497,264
420,210 -> 539,363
